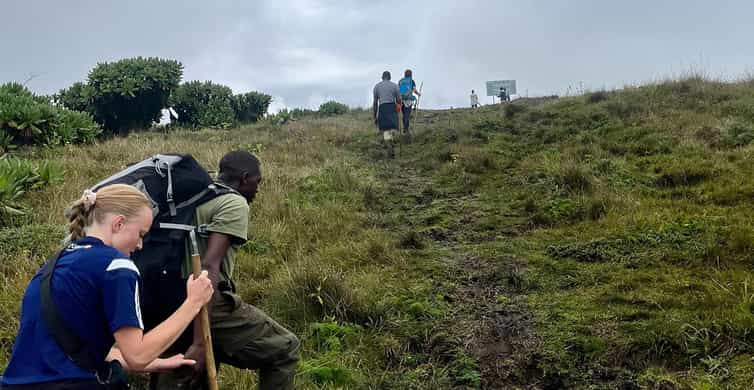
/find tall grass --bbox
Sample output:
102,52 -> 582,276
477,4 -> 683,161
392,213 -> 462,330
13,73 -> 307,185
5,74 -> 754,388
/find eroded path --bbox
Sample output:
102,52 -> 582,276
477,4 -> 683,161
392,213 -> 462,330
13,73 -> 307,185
354,121 -> 543,389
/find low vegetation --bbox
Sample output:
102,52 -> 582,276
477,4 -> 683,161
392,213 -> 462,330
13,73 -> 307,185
1,82 -> 100,149
3,75 -> 754,389
56,57 -> 271,133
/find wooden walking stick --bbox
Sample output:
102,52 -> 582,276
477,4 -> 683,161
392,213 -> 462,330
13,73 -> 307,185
395,101 -> 402,157
415,82 -> 424,112
189,230 -> 219,390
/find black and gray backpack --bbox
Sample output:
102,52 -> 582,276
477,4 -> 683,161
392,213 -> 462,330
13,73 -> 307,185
91,154 -> 233,338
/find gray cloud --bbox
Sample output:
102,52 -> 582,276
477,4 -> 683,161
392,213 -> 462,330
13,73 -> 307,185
2,1 -> 753,110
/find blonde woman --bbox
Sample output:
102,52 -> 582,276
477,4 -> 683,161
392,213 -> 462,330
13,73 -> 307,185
2,184 -> 214,389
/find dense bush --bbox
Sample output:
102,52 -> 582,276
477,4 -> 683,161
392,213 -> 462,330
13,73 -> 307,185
232,91 -> 272,123
87,57 -> 182,133
0,83 -> 100,147
170,81 -> 236,128
291,107 -> 318,118
0,156 -> 64,223
56,82 -> 94,113
266,108 -> 294,125
319,100 -> 349,116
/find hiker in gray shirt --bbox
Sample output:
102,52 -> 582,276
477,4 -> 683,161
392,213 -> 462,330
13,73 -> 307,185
372,71 -> 401,158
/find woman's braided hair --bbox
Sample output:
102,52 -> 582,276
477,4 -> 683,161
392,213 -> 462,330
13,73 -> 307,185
65,184 -> 151,241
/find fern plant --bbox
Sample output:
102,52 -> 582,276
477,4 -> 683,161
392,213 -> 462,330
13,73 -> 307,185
0,156 -> 64,222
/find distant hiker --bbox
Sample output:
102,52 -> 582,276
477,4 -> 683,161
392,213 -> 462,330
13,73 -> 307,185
151,151 -> 300,390
398,69 -> 421,135
498,87 -> 509,102
157,106 -> 179,128
373,70 -> 401,158
1,184 -> 214,389
470,90 -> 480,108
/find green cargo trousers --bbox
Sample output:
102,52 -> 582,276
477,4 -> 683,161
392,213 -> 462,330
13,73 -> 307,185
150,291 -> 300,390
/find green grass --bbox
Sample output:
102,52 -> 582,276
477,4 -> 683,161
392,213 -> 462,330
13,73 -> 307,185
4,75 -> 754,388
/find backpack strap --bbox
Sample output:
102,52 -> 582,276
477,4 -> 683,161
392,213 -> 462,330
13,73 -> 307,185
173,182 -> 237,211
158,182 -> 238,237
39,249 -> 113,383
212,181 -> 241,196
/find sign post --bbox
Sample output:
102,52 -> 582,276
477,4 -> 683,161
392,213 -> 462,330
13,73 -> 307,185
486,80 -> 517,101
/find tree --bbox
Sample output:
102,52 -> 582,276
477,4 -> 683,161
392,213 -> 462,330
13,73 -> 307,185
232,91 -> 272,123
87,57 -> 182,133
170,81 -> 235,129
57,82 -> 94,113
319,101 -> 349,116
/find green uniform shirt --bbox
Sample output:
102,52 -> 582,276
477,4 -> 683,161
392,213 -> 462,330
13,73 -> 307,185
183,191 -> 249,283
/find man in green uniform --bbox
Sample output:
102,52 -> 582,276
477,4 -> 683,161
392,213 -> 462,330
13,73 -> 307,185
152,150 -> 300,390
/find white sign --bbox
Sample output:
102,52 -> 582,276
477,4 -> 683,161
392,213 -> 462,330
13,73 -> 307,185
486,80 -> 517,96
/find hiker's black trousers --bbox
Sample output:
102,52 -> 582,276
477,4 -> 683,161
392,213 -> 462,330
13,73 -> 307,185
401,104 -> 412,133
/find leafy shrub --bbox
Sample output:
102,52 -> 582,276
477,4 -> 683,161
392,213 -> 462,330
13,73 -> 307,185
88,57 -> 182,132
721,96 -> 754,122
0,83 -> 101,147
449,350 -> 482,388
0,88 -> 55,144
503,103 -> 526,119
0,82 -> 32,97
0,132 -> 15,154
309,320 -> 361,352
56,82 -> 94,113
319,101 -> 349,116
723,119 -> 754,147
170,81 -> 235,129
0,156 -> 64,222
556,163 -> 593,194
57,109 -> 101,144
232,91 -> 272,123
586,90 -> 609,104
604,99 -> 644,120
0,171 -> 25,219
266,108 -> 293,125
473,119 -> 503,133
290,107 -> 318,119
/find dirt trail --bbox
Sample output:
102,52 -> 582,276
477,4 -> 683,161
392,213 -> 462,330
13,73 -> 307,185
371,151 -> 541,389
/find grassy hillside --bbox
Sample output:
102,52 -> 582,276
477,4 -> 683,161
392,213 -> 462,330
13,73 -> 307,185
3,75 -> 754,389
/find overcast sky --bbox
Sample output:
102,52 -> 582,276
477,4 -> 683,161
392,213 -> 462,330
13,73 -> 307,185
1,1 -> 753,111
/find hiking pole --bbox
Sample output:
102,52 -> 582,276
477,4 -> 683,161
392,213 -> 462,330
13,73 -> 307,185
415,82 -> 424,112
189,230 -> 219,390
396,102 -> 402,158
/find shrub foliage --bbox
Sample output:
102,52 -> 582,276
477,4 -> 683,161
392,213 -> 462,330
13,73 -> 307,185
170,81 -> 236,128
87,57 -> 183,133
0,82 -> 100,148
319,100 -> 349,116
232,91 -> 272,123
56,81 -> 94,113
0,156 -> 64,223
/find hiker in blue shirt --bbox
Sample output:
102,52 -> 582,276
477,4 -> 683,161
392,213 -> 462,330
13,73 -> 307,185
1,184 -> 214,389
398,69 -> 421,136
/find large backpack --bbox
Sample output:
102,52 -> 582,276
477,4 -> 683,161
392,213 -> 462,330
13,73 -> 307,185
399,77 -> 414,101
90,154 -> 232,344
